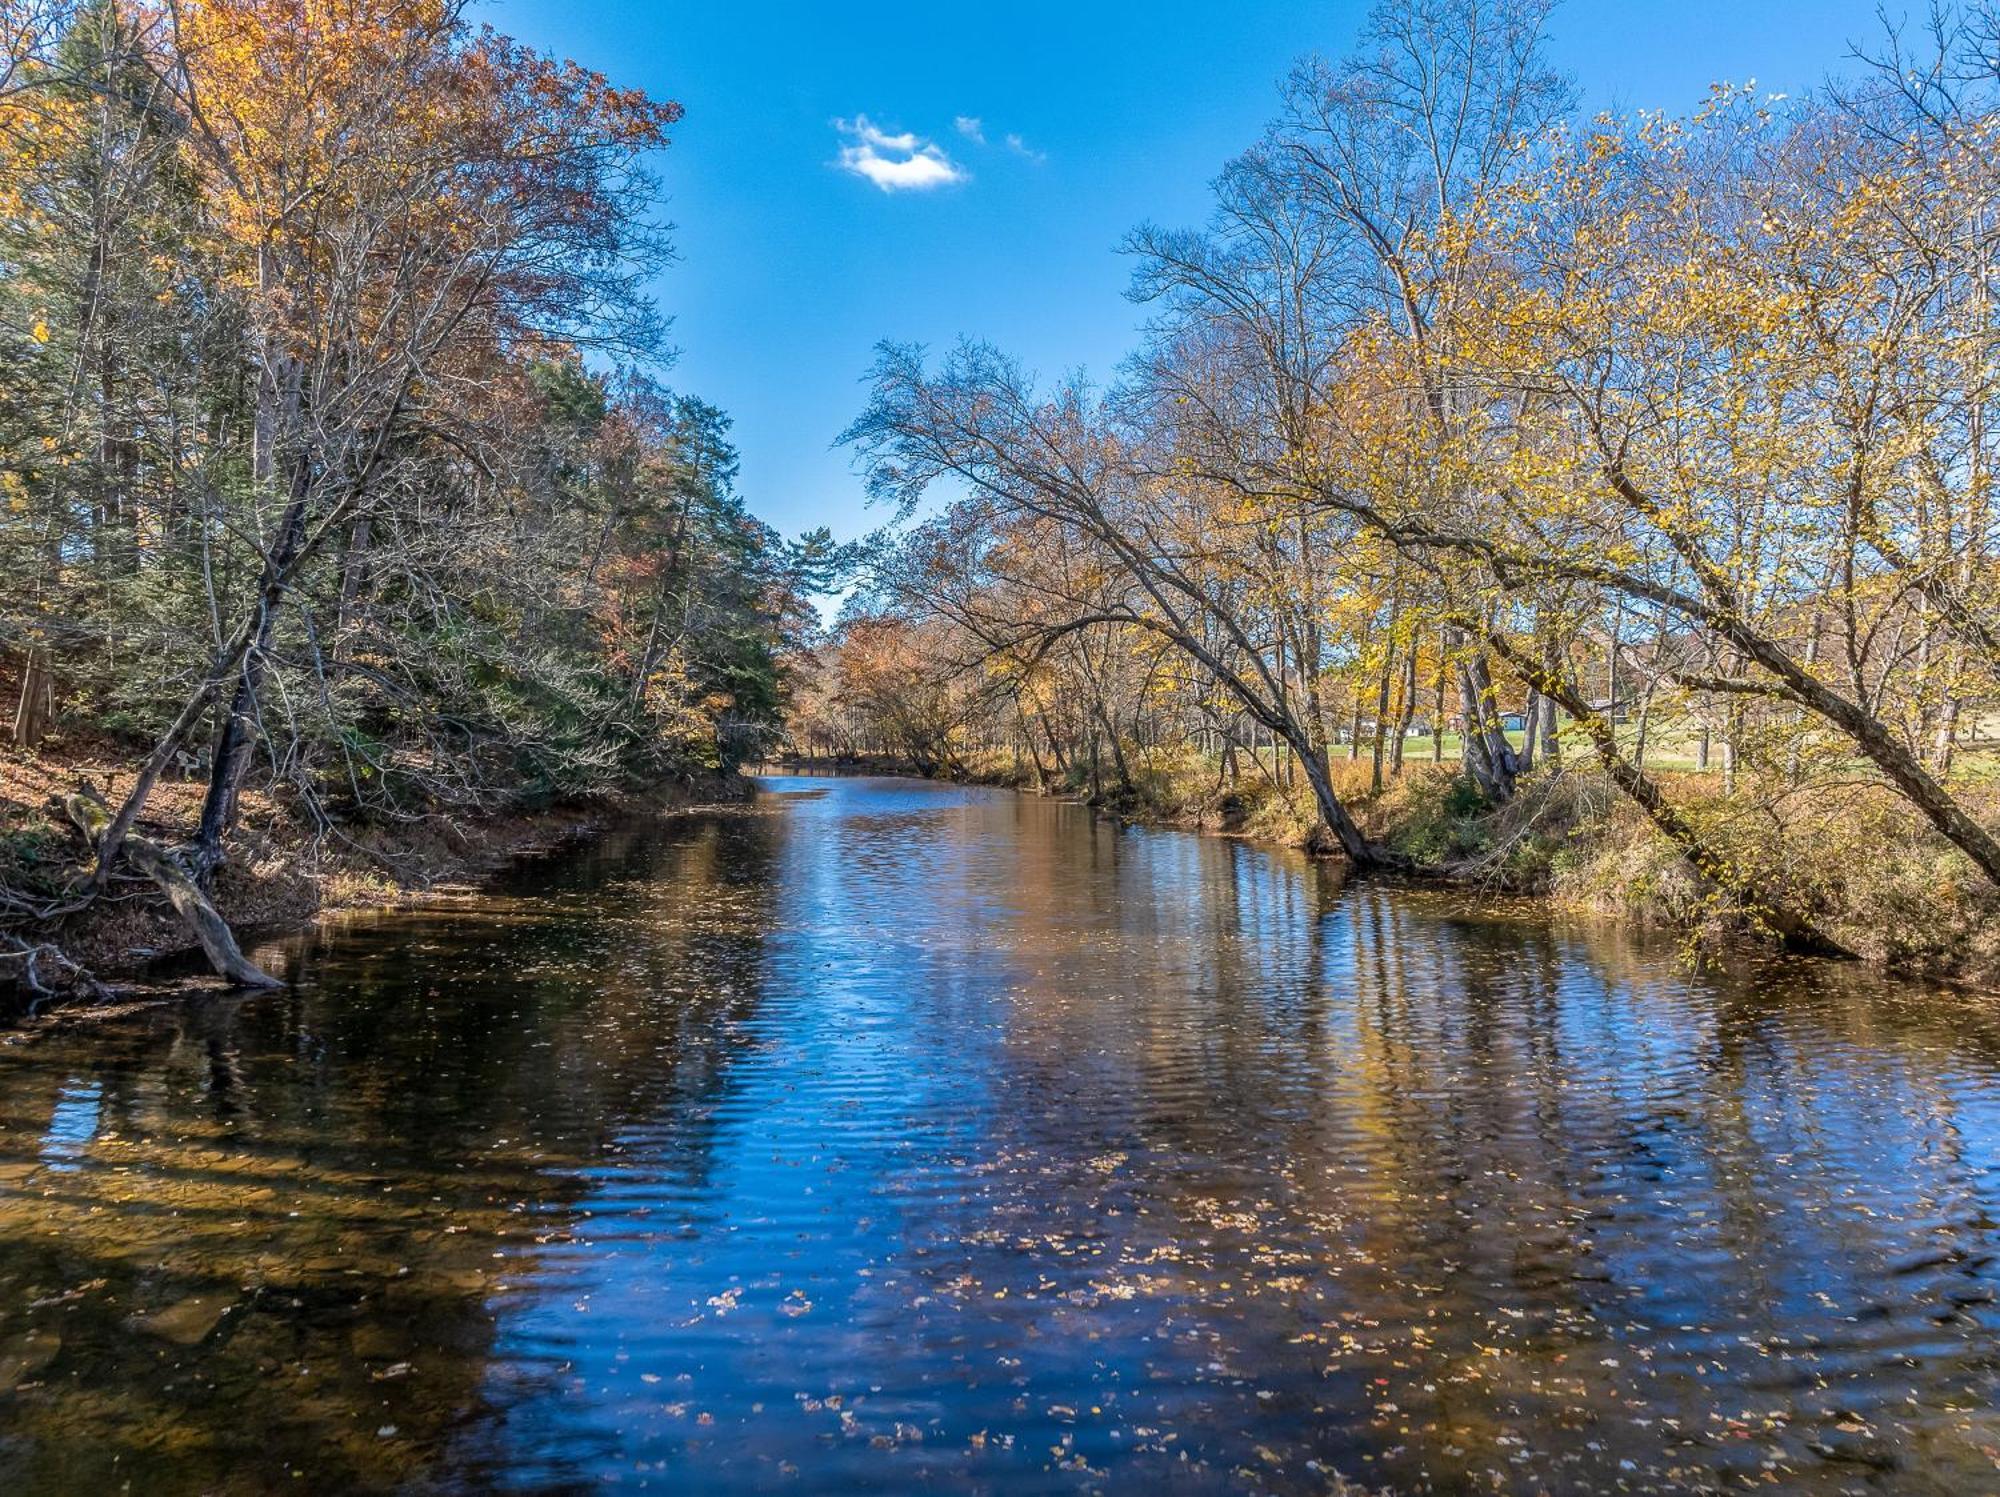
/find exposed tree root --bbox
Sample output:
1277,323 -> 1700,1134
0,935 -> 115,1010
62,786 -> 282,989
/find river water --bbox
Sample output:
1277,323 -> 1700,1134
1,774 -> 1998,1494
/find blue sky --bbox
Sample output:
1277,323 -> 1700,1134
495,0 -> 1895,547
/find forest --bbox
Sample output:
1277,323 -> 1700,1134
793,0 -> 2000,979
0,0 -> 821,994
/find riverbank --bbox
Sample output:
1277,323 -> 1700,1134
2,746 -> 750,1003
766,750 -> 2000,988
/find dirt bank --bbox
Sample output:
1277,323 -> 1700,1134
2,746 -> 750,1007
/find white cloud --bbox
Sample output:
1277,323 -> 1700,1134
1004,131 -> 1046,164
833,115 -> 968,192
954,115 -> 985,143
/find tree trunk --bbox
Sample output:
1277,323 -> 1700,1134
1043,715 -> 1070,779
1477,634 -> 1847,958
1467,651 -> 1519,788
1016,698 -> 1050,791
1431,646 -> 1446,763
1295,737 -> 1379,864
1390,644 -> 1417,776
1453,642 -> 1518,803
332,515 -> 374,662
67,788 -> 280,988
1540,639 -> 1562,769
1369,649 -> 1393,790
1934,694 -> 1961,775
1093,702 -> 1131,792
1633,682 -> 1656,771
193,452 -> 313,875
12,647 -> 54,749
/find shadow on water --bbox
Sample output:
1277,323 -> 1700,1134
0,774 -> 1996,1493
0,812 -> 781,1493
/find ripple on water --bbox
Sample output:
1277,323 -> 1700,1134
0,774 -> 1997,1493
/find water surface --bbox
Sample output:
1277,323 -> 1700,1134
2,774 -> 1998,1493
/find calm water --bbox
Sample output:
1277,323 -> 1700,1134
2,775 -> 1999,1494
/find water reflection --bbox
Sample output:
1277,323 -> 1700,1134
35,1082 -> 101,1171
0,775 -> 1996,1493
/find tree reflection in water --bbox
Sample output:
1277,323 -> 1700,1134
0,776 -> 1997,1494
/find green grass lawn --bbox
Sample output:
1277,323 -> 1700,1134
1337,723 -> 1999,779
1322,727 -> 1712,773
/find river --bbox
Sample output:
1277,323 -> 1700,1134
1,774 -> 1997,1493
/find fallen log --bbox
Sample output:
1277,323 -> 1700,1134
0,936 -> 113,1009
64,786 -> 282,989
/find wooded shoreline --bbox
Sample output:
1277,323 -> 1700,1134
2,759 -> 750,1015
1,2 -> 813,1010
